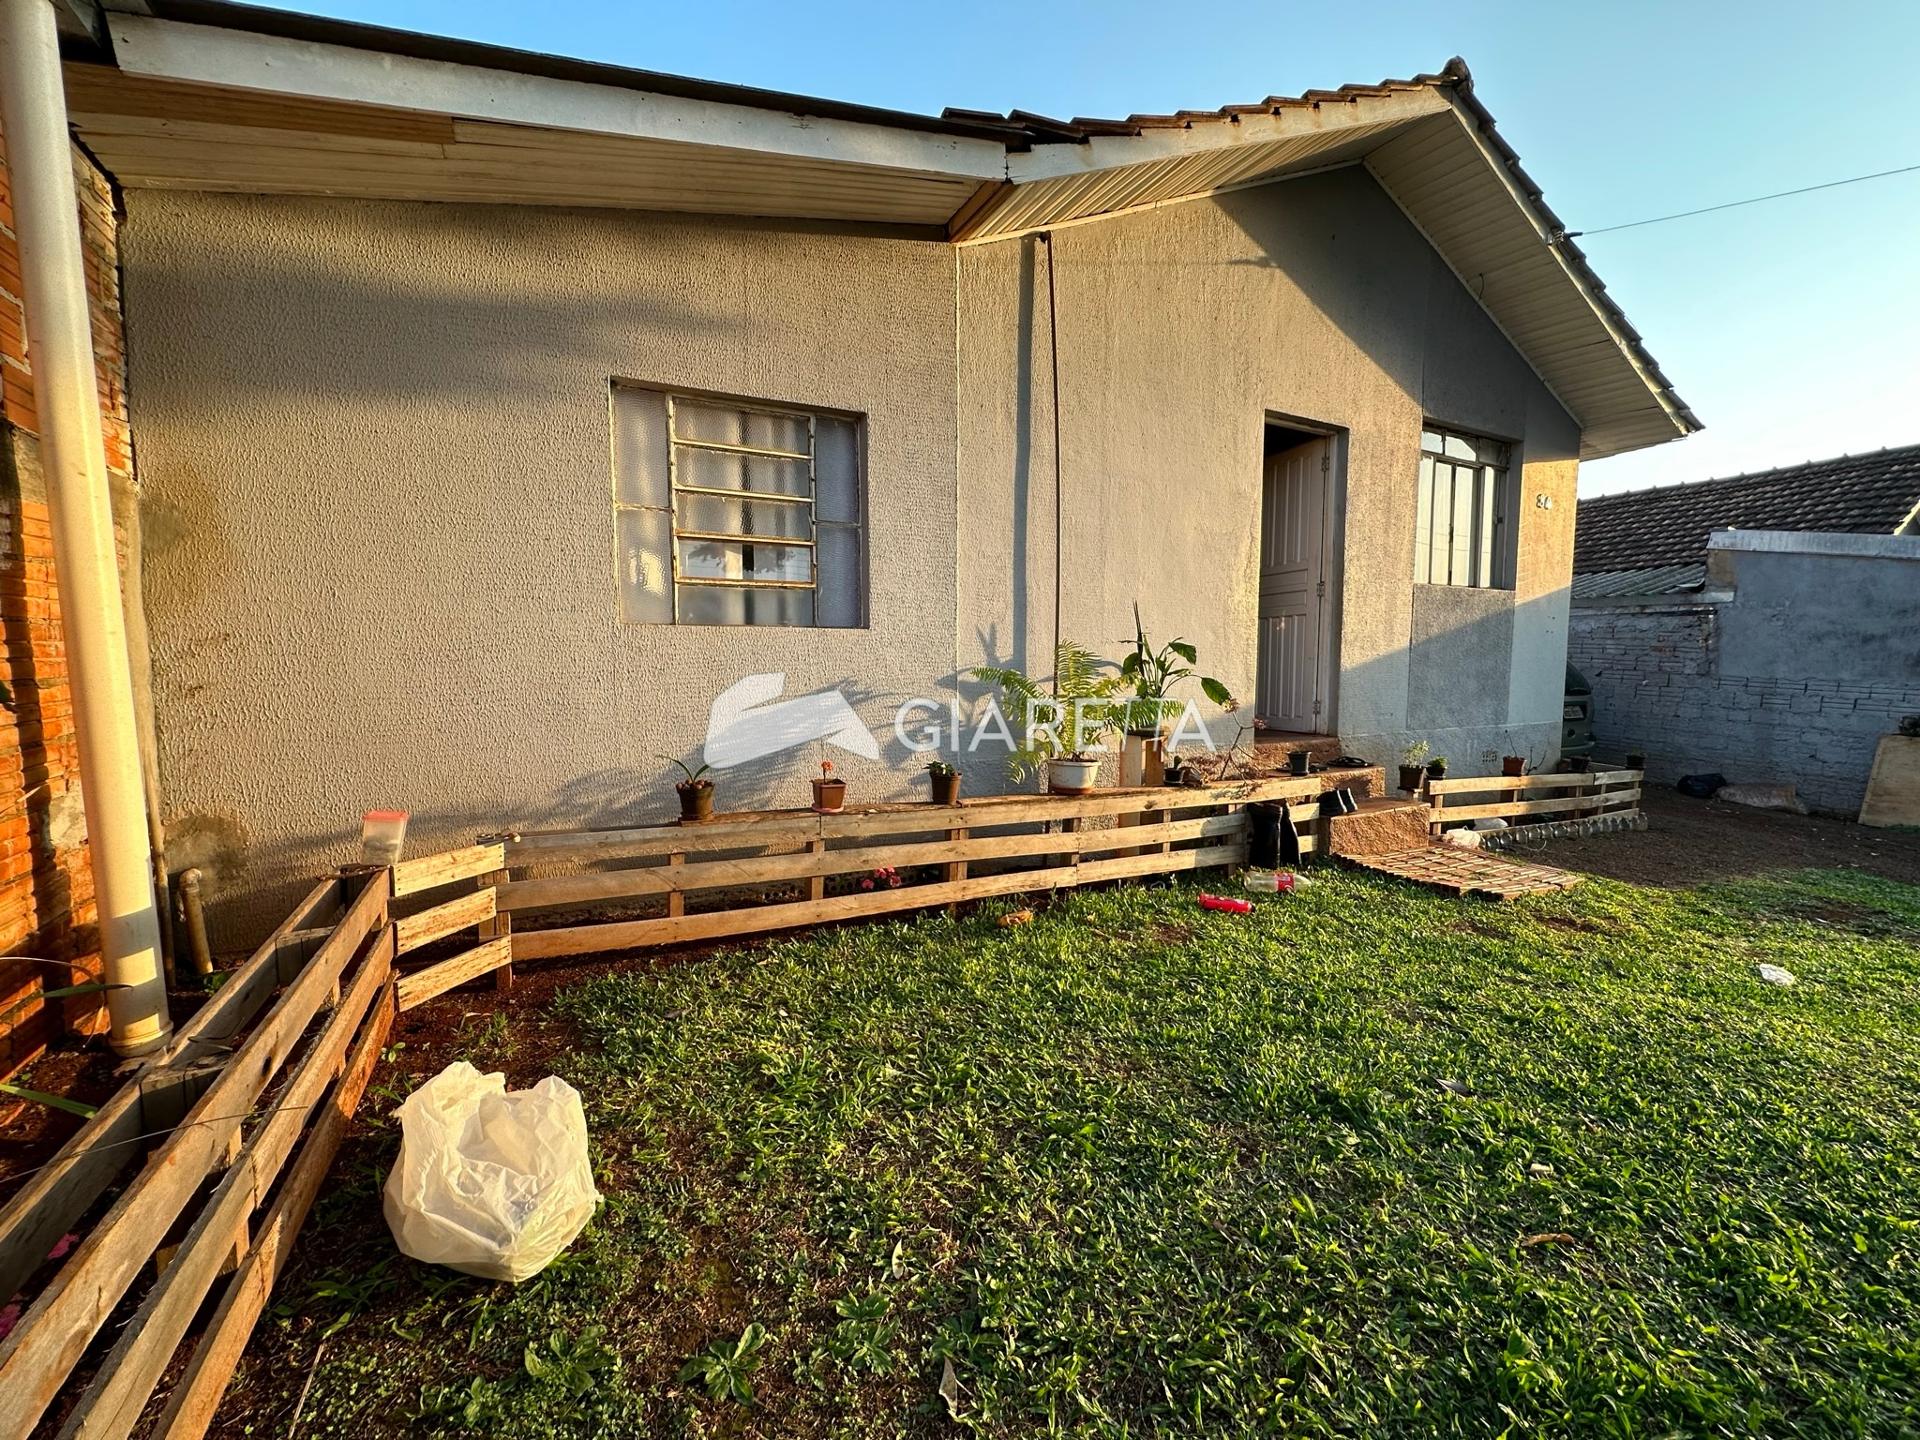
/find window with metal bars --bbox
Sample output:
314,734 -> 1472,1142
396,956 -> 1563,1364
612,385 -> 865,627
1413,425 -> 1514,589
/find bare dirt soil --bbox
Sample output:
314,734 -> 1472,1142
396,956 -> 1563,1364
1544,787 -> 1920,889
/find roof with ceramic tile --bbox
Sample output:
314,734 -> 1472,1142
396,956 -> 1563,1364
1573,443 -> 1920,590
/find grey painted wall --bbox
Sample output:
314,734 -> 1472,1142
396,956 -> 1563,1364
122,194 -> 959,939
956,168 -> 1581,780
122,168 -> 1584,944
1569,536 -> 1920,814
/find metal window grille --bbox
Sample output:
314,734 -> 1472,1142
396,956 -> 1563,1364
613,386 -> 865,627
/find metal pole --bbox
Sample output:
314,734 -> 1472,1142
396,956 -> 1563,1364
0,0 -> 170,1055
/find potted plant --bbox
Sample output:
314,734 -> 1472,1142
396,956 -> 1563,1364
1625,751 -> 1647,770
1425,754 -> 1449,781
660,756 -> 714,823
971,641 -> 1125,796
925,759 -> 960,805
1163,751 -> 1189,787
1118,604 -> 1235,781
1502,754 -> 1527,777
1398,741 -> 1430,794
1288,749 -> 1312,777
1565,755 -> 1592,774
811,758 -> 846,813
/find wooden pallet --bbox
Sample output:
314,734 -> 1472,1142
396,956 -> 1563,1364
1345,843 -> 1583,899
1425,769 -> 1642,829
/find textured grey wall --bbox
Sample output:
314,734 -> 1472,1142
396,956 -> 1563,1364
956,168 -> 1581,780
125,170 -> 1584,945
1569,542 -> 1920,813
122,194 -> 959,940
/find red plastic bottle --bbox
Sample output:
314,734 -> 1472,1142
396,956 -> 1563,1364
1197,893 -> 1253,915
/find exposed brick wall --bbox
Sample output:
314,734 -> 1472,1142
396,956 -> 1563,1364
1568,603 -> 1920,815
0,117 -> 138,1075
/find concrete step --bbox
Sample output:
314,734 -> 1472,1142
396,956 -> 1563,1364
1323,797 -> 1433,859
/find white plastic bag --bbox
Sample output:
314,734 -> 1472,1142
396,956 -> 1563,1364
383,1061 -> 601,1283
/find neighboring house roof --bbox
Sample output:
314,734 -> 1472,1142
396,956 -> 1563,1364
71,0 -> 1696,459
1572,442 -> 1920,599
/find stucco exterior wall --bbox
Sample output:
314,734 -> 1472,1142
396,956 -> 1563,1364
121,193 -> 958,941
956,168 -> 1580,779
124,168 -> 1583,945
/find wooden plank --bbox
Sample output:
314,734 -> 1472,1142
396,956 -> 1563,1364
1425,769 -> 1640,795
475,869 -> 514,993
149,983 -> 396,1440
56,932 -> 394,1440
511,841 -> 1245,962
1861,735 -> 1920,828
500,778 -> 1315,864
0,874 -> 389,1439
1430,788 -> 1641,824
396,937 -> 514,1012
391,842 -> 507,898
0,877 -> 341,1310
496,814 -> 1249,913
393,888 -> 495,954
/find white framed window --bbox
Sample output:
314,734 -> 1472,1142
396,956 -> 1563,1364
1414,425 -> 1514,589
612,386 -> 865,627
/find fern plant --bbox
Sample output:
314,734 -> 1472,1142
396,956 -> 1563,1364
971,641 -> 1125,780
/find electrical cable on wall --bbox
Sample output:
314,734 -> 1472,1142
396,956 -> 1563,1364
1042,232 -> 1065,685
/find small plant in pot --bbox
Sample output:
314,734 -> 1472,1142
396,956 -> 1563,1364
660,756 -> 714,823
971,640 -> 1124,796
1425,754 -> 1449,781
1502,754 -> 1527,777
1398,741 -> 1430,793
811,758 -> 846,813
1119,603 -> 1235,779
925,759 -> 960,806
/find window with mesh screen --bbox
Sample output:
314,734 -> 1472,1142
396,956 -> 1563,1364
612,386 -> 866,627
1412,425 -> 1515,589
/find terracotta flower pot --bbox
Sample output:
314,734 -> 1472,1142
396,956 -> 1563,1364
811,777 -> 847,813
928,771 -> 960,805
1047,756 -> 1101,795
1502,756 -> 1526,777
676,782 -> 713,823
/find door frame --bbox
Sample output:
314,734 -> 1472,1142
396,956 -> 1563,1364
1256,412 -> 1346,735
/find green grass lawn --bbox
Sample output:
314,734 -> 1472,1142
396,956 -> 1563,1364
265,864 -> 1920,1439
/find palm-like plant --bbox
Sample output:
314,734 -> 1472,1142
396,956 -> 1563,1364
971,641 -> 1125,780
1119,603 -> 1235,731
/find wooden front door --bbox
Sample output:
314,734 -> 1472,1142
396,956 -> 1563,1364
1257,436 -> 1332,732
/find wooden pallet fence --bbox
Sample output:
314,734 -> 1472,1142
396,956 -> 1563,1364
0,871 -> 393,1440
387,842 -> 512,1011
494,777 -> 1331,962
1426,769 -> 1644,829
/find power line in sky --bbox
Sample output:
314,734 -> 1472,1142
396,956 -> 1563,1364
1561,162 -> 1920,239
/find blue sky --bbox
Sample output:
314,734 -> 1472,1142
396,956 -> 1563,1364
266,0 -> 1920,495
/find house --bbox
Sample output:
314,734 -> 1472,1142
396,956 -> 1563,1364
1569,445 -> 1920,814
1,0 -> 1698,976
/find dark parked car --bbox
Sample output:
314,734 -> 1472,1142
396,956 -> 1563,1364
1562,662 -> 1595,758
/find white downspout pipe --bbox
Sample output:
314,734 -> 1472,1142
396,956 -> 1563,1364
0,0 -> 170,1055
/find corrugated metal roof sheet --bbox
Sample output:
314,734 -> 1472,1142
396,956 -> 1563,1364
1575,443 -> 1920,573
1570,564 -> 1707,600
